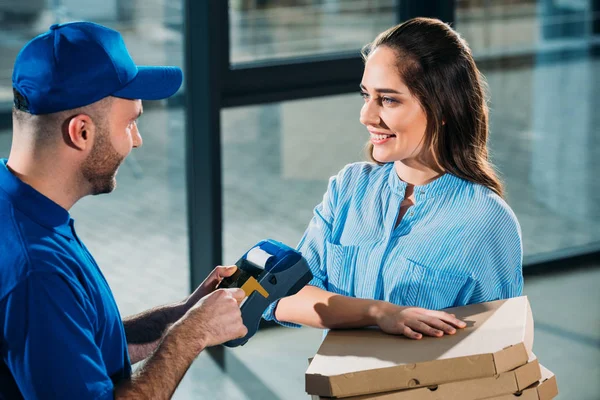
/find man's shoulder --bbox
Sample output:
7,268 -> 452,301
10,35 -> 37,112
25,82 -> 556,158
0,195 -> 32,301
0,196 -> 80,302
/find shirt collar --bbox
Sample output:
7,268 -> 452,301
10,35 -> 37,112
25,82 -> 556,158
0,158 -> 73,238
386,162 -> 463,200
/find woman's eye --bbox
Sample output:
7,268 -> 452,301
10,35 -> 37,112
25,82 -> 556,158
382,97 -> 398,105
360,91 -> 370,100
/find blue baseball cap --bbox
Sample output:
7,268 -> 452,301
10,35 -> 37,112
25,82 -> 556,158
12,21 -> 183,115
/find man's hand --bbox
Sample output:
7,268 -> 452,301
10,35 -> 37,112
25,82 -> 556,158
124,265 -> 240,364
178,288 -> 248,351
371,303 -> 466,339
185,265 -> 238,308
116,288 -> 248,398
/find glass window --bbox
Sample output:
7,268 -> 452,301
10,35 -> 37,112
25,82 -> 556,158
72,107 -> 189,316
219,52 -> 600,397
222,94 -> 366,263
222,59 -> 600,267
221,94 -> 365,400
1,0 -> 194,394
456,0 -> 596,57
0,1 -> 184,112
229,0 -> 399,64
0,103 -> 192,385
0,0 -> 189,335
457,0 -> 600,259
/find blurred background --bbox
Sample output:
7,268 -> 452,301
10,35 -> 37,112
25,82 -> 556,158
0,0 -> 598,398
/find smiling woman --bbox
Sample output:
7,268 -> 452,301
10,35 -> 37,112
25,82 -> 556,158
262,17 -> 523,341
359,50 -> 430,168
360,18 -> 503,198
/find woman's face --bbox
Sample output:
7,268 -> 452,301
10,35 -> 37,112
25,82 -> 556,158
359,46 -> 429,165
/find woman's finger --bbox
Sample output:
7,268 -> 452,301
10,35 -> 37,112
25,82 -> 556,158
406,320 -> 443,337
427,310 -> 466,328
401,324 -> 423,340
418,315 -> 456,335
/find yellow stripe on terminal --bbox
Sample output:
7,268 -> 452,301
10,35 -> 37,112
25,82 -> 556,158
240,276 -> 269,298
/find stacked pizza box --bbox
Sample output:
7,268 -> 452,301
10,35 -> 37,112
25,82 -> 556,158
306,296 -> 558,400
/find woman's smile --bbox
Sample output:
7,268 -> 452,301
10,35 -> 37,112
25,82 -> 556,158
369,129 -> 396,145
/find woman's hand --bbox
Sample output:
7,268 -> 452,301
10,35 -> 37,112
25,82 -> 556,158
371,303 -> 467,339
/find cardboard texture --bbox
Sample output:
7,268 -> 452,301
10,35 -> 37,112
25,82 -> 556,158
310,358 -> 541,400
306,296 -> 534,398
484,365 -> 558,400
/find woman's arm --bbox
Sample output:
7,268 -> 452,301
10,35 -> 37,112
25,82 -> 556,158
276,285 -> 466,339
270,165 -> 465,338
276,285 -> 379,329
463,195 -> 524,304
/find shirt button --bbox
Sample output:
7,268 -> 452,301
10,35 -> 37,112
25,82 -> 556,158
409,212 -> 414,216
419,190 -> 425,195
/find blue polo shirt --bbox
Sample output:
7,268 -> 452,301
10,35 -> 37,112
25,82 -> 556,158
0,159 -> 131,399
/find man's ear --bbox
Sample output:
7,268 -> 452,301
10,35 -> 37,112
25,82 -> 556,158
67,114 -> 95,151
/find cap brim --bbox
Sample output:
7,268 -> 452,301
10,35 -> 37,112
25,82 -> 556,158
112,66 -> 183,101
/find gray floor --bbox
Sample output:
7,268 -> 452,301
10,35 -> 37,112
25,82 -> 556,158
0,1 -> 599,399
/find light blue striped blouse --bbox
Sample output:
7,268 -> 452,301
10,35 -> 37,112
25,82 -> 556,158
263,162 -> 523,327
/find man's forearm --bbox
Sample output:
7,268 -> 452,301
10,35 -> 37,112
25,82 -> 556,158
124,302 -> 187,364
275,285 -> 392,329
115,318 -> 204,400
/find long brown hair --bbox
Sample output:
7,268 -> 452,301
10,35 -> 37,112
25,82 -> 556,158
362,17 -> 503,197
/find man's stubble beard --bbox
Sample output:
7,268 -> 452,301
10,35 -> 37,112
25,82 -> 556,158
81,123 -> 125,196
